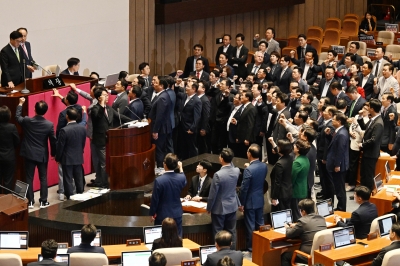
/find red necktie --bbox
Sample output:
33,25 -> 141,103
197,72 -> 200,79
21,43 -> 29,59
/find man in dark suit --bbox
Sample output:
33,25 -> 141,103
111,79 -> 129,126
133,76 -> 151,116
345,85 -> 367,117
60,57 -> 80,75
235,92 -> 257,158
358,99 -> 384,190
360,61 -> 375,100
292,67 -> 309,93
16,98 -> 56,209
335,186 -> 378,239
251,40 -> 270,65
55,108 -> 86,200
296,34 -> 319,65
207,148 -> 241,249
67,224 -> 106,254
337,41 -> 364,66
281,199 -> 327,266
290,50 -> 318,85
185,159 -> 212,202
318,66 -> 337,102
276,56 -> 293,94
197,80 -> 211,154
329,82 -> 351,108
17,27 -> 36,79
0,31 -> 24,88
380,93 -> 397,154
239,144 -> 268,253
215,34 -> 235,64
325,112 -> 349,211
125,85 -> 144,120
149,154 -> 186,236
189,58 -> 209,81
182,44 -> 210,78
203,231 -> 243,266
246,51 -> 267,77
227,93 -> 243,156
231,33 -> 249,79
139,62 -> 152,89
27,239 -> 67,266
372,222 -> 400,266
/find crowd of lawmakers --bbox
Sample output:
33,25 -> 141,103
3,24 -> 400,265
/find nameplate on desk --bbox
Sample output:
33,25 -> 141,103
58,243 -> 68,249
319,243 -> 332,252
375,41 -> 383,45
367,232 -> 378,241
126,239 -> 141,246
259,225 -> 271,232
43,77 -> 65,89
181,260 -> 197,266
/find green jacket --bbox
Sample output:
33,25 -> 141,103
292,155 -> 310,199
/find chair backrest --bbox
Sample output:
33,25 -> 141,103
287,35 -> 299,47
344,13 -> 359,21
153,247 -> 192,266
310,228 -> 340,264
307,26 -> 324,40
307,37 -> 322,55
247,51 -> 255,64
382,249 -> 400,266
82,68 -> 90,77
361,56 -> 371,63
377,31 -> 395,45
42,64 -> 61,76
322,29 -> 340,46
0,253 -> 23,266
70,253 -> 108,266
127,74 -> 139,82
346,41 -> 367,56
318,52 -> 328,65
386,45 -> 400,59
370,213 -> 397,234
341,19 -> 359,37
325,17 -> 341,31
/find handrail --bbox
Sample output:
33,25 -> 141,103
369,4 -> 396,24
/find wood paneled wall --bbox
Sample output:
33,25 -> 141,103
129,0 -> 367,75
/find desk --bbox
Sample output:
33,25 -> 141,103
356,155 -> 395,186
370,171 -> 400,216
314,236 -> 391,266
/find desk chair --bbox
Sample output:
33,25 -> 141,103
0,253 -> 23,266
153,247 -> 192,266
127,74 -> 139,82
386,45 -> 400,60
70,253 -> 108,266
377,31 -> 395,45
290,228 -> 340,266
42,64 -> 61,76
370,213 -> 397,234
346,41 -> 367,56
382,249 -> 400,266
82,68 -> 90,77
361,56 -> 371,63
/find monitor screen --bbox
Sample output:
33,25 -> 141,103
0,231 -> 28,249
333,226 -> 356,248
14,180 -> 29,199
122,250 -> 152,266
199,245 -> 217,265
71,229 -> 101,247
378,215 -> 397,237
39,254 -> 70,266
374,173 -> 383,192
270,209 -> 293,229
143,226 -> 162,244
316,198 -> 334,217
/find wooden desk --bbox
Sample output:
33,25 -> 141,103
356,154 -> 395,186
370,171 -> 400,216
182,205 -> 207,213
314,236 -> 391,266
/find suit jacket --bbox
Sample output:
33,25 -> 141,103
333,91 -> 351,107
165,88 -> 177,129
207,164 -> 240,215
316,119 -> 335,160
149,172 -> 187,219
338,53 -> 364,67
198,94 -> 210,133
358,115 -> 384,158
179,94 -> 202,132
246,63 -> 267,77
231,45 -> 249,79
203,248 -> 243,266
236,103 -> 257,143
67,243 -> 106,254
55,122 -> 86,165
148,90 -> 172,134
16,105 -> 56,162
326,127 -> 349,172
372,59 -> 389,78
372,241 -> 400,266
19,41 -> 34,79
270,154 -> 293,200
0,123 -> 20,161
360,74 -> 375,100
337,202 -> 378,239
210,91 -> 233,123
306,144 -> 317,190
290,58 -> 318,85
253,38 -> 280,54
183,56 -> 210,78
111,91 -> 129,116
239,160 -> 268,209
375,75 -> 399,100
318,78 -> 337,104
296,44 -> 319,65
228,105 -> 242,143
215,45 -> 235,64
189,70 -> 210,81
272,108 -> 291,141
381,105 -> 397,147
276,67 -> 293,94
124,99 -> 144,120
187,175 -> 212,201
27,259 -> 67,266
0,43 -> 24,87
266,63 -> 282,83
56,104 -> 83,137
286,214 -> 327,254
140,90 -> 152,116
60,69 -> 79,75
347,96 -> 367,118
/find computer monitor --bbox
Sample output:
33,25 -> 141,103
385,161 -> 391,182
199,245 -> 217,265
0,231 -> 28,249
14,180 -> 29,199
374,173 -> 384,192
332,226 -> 356,249
143,225 -> 162,245
38,254 -> 70,266
121,250 -> 152,266
71,229 -> 101,247
270,209 -> 293,229
378,215 -> 397,237
316,198 -> 334,217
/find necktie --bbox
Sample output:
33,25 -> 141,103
21,43 -> 29,58
196,72 -> 200,79
197,178 -> 203,195
349,100 -> 356,117
252,65 -> 259,74
374,61 -> 380,77
280,68 -> 286,78
15,48 -> 20,62
271,65 -> 276,75
104,107 -> 108,118
302,48 -> 305,58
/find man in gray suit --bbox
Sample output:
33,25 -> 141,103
111,78 -> 129,127
203,231 -> 243,266
371,47 -> 389,79
253,27 -> 280,54
207,148 -> 240,249
281,199 -> 327,266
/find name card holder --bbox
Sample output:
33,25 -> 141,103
319,243 -> 332,252
181,260 -> 197,266
58,242 -> 68,249
126,239 -> 141,246
259,224 -> 271,232
367,232 -> 378,241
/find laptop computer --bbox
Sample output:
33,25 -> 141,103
143,225 -> 162,250
14,180 -> 29,199
199,245 -> 217,265
38,254 -> 70,265
0,231 -> 28,249
103,73 -> 120,88
122,250 -> 152,266
332,226 -> 356,249
270,209 -> 293,234
374,173 -> 384,193
378,215 -> 397,237
316,198 -> 334,226
71,229 -> 101,247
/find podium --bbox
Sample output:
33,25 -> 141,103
106,123 -> 156,190
0,194 -> 28,231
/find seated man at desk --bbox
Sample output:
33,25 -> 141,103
28,239 -> 67,266
67,224 -> 105,254
281,199 -> 327,266
184,159 -> 212,202
149,252 -> 167,266
334,186 -> 378,239
203,231 -> 243,266
372,221 -> 400,266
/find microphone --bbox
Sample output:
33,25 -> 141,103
124,106 -> 142,122
31,60 -> 52,76
21,59 -> 30,94
117,108 -> 122,127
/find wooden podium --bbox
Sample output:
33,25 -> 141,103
106,123 -> 156,190
0,194 -> 28,231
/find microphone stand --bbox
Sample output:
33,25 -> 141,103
20,59 -> 30,94
32,61 -> 52,76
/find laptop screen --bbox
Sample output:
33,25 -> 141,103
71,229 -> 101,247
333,226 -> 356,248
378,215 -> 397,237
14,180 -> 29,199
374,173 -> 383,192
271,209 -> 293,229
0,231 -> 28,249
122,250 -> 152,266
316,198 -> 334,217
143,226 -> 162,244
199,245 -> 217,265
38,254 -> 70,266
